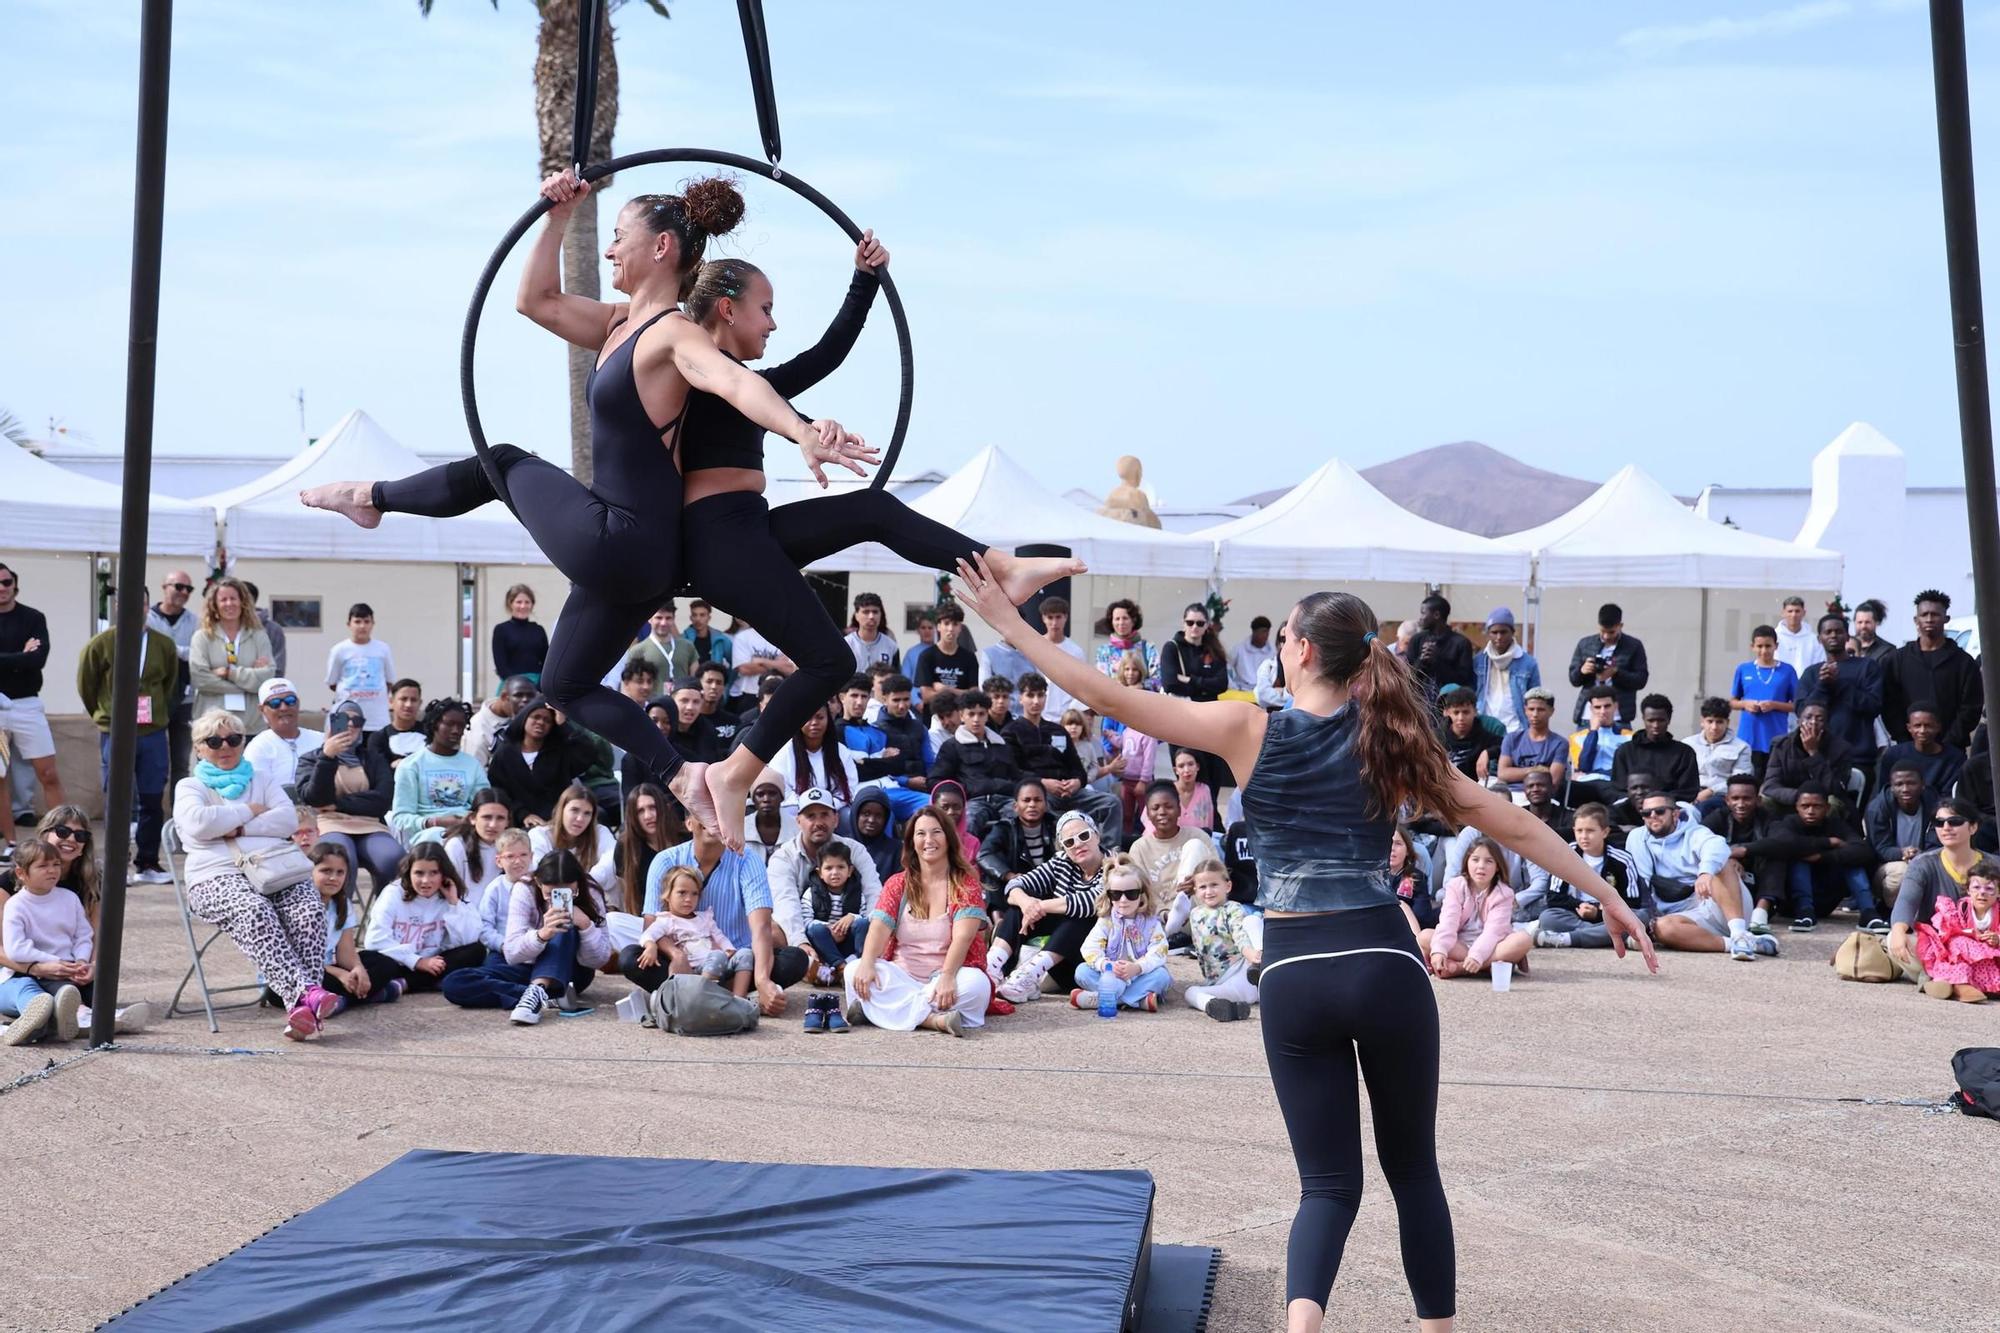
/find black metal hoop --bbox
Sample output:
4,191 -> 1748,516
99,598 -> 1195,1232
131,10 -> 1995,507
460,147 -> 914,510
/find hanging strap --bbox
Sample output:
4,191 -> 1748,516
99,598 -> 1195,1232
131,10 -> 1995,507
571,0 -> 605,175
737,0 -> 782,167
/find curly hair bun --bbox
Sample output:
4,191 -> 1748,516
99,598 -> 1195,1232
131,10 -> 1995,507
680,175 -> 745,238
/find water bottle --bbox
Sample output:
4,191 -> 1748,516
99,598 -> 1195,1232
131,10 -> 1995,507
1097,967 -> 1120,1018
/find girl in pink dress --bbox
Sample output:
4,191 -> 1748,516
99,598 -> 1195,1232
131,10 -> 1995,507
1915,863 -> 2000,1003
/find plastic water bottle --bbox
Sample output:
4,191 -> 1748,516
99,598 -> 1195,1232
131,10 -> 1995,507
1097,968 -> 1120,1018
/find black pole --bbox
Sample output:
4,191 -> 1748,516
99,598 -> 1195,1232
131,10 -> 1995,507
91,0 -> 173,1048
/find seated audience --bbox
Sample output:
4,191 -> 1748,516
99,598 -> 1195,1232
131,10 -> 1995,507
1102,654 -> 1162,839
797,842 -> 870,983
1684,696 -> 1752,814
1731,625 -> 1798,782
1702,773 -> 1786,916
529,782 -> 618,899
361,844 -> 485,989
1607,773 -> 1666,840
1388,823 -> 1434,930
1437,685 -> 1505,786
977,777 -> 1058,903
1127,780 -> 1207,900
442,789 -> 511,904
307,841 -> 405,1020
173,709 -> 334,1039
1183,856 -> 1262,1022
982,676 -> 1015,733
770,707 -> 861,817
1172,749 -> 1215,833
1874,704 -> 1964,798
1419,836 -> 1533,977
466,675 -> 536,768
614,783 -> 682,915
1071,855 -> 1172,1012
442,850 -> 612,1022
992,809 -> 1108,1001
1886,797 -> 1983,984
635,864 -> 751,995
474,829 -> 535,954
1473,606 -> 1540,735
1911,857 -> 2000,1002
745,772 -> 791,864
1440,822 -> 1531,918
1497,687 -> 1567,787
1566,686 -> 1630,807
1611,694 -> 1700,805
1760,700 -> 1855,814
242,678 -> 322,793
853,672 -> 932,819
0,809 -> 102,924
1093,598 -> 1159,686
297,700 -> 402,897
930,692 -> 1020,836
622,820 -> 810,1014
840,787 -> 899,883
694,661 -> 745,752
843,806 -> 993,1037
1798,612 -> 1883,775
1520,768 -> 1573,840
387,698 -> 487,846
366,679 -> 428,767
1222,812 -> 1258,906
1965,723 -> 1998,853
486,697 -> 590,830
1533,803 -> 1652,950
767,787 -> 885,972
1627,790 -> 1768,959
0,842 -> 98,1044
1865,762 -> 1942,916
1760,782 -> 1878,933
1005,672 -> 1125,843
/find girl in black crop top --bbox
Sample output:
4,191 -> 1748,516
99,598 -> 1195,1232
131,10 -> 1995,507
666,230 -> 1089,850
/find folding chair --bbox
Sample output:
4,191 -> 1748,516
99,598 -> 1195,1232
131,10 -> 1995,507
163,823 -> 266,1032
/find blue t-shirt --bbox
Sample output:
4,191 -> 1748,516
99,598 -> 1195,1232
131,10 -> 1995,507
1731,660 -> 1799,754
1501,729 -> 1568,772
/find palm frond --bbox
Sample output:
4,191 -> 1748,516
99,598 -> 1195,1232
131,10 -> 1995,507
0,407 -> 29,449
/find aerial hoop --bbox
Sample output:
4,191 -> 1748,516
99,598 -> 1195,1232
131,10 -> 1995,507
459,147 -> 915,512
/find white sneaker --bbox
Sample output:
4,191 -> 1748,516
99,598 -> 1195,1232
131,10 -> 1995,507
115,1001 -> 154,1033
997,959 -> 1048,1004
132,866 -> 174,885
1534,929 -> 1572,948
1751,934 -> 1780,957
2,993 -> 52,1045
510,983 -> 549,1026
52,984 -> 82,1040
1727,933 -> 1756,962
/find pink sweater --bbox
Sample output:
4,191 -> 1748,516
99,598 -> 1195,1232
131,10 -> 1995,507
1115,727 -> 1159,782
1433,875 -> 1516,968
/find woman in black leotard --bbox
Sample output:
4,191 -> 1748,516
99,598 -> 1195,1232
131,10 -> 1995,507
669,232 -> 1085,848
954,559 -> 1657,1333
302,171 -> 872,837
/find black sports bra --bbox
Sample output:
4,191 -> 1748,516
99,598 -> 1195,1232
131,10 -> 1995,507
679,270 -> 879,475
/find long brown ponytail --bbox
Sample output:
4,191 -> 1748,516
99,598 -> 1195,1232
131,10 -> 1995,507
1291,591 -> 1457,820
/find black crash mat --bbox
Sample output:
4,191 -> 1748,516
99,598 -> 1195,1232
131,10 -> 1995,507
103,1150 -> 1159,1333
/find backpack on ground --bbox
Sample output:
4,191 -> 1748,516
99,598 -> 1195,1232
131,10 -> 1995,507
1953,1047 -> 2000,1121
646,974 -> 759,1037
1831,929 -> 1896,983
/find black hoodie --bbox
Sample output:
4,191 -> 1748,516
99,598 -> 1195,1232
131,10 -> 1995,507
837,789 -> 899,882
487,700 -> 595,825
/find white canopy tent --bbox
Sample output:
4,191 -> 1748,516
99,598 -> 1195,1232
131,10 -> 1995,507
1200,458 -> 1532,583
201,409 -> 544,563
0,435 -> 214,555
811,445 -> 1216,578
1502,464 -> 1843,588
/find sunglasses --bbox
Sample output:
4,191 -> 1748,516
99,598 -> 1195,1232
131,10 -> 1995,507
1107,888 -> 1146,902
1641,806 -> 1676,818
1060,829 -> 1095,848
202,734 -> 246,750
0,578 -> 14,589
165,581 -> 195,593
263,694 -> 299,710
48,824 -> 90,843
1184,619 -> 1208,628
1935,815 -> 1971,828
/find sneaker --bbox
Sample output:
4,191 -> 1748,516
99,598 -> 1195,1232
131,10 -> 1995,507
2,993 -> 52,1045
1790,916 -> 1816,933
1068,988 -> 1091,1010
510,983 -> 549,1026
304,985 -> 340,1022
51,984 -> 82,1040
1202,996 -> 1244,1022
1750,906 -> 1772,935
0,841 -> 14,864
1534,929 -> 1572,949
283,999 -> 321,1041
381,978 -> 408,1003
1863,918 -> 1890,936
997,959 -> 1048,1004
1727,934 -> 1756,962
132,865 -> 173,885
824,1003 -> 849,1034
1134,993 -> 1159,1013
1751,934 -> 1780,957
111,1001 -> 154,1033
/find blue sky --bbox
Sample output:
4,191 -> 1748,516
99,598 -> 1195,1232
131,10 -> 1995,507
3,0 -> 1995,503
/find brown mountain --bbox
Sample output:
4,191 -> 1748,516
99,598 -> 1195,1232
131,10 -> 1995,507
1234,441 -> 1598,536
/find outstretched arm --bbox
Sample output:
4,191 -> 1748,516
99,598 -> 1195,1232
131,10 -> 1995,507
1443,771 -> 1659,972
954,556 -> 1268,781
515,171 -> 625,350
658,321 -> 880,485
762,246 -> 883,398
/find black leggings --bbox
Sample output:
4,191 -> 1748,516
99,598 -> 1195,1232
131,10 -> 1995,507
1258,905 -> 1454,1320
682,488 -> 982,763
372,447 -> 686,784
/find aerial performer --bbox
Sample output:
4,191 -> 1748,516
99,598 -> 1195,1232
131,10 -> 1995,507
951,559 -> 1658,1333
305,171 -> 1077,845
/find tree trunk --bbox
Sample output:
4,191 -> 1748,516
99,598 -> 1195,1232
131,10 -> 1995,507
534,2 -> 620,485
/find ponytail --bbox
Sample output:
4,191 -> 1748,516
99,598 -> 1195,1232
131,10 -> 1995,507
1292,592 -> 1458,820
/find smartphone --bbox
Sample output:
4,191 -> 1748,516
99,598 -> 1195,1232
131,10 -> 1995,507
548,886 -> 575,916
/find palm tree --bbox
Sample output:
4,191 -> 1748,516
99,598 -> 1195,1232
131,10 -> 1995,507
419,0 -> 669,484
0,407 -> 28,449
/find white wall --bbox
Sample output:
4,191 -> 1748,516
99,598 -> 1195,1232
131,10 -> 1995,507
224,559 -> 464,710
0,551 -> 99,716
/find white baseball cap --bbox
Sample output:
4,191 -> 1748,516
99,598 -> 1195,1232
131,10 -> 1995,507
258,678 -> 300,705
796,786 -> 837,813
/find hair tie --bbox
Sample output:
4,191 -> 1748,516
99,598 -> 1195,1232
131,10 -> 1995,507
1362,631 -> 1378,644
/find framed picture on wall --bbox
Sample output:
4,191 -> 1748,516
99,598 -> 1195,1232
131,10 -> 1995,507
269,597 -> 322,630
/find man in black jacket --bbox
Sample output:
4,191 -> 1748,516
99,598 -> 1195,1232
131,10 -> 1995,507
1798,610 -> 1883,777
930,696 -> 1020,836
1881,589 -> 1982,748
1003,673 -> 1123,844
1863,761 -> 1941,916
1760,700 -> 1855,815
975,776 -> 1058,906
1761,781 -> 1878,932
1521,767 -> 1574,840
1704,773 -> 1789,927
0,562 -> 68,817
1567,603 -> 1649,727
1407,593 -> 1475,707
1610,694 -> 1701,804
854,673 -> 931,818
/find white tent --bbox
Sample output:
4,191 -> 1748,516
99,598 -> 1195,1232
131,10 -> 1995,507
202,409 -> 544,563
1503,464 -> 1843,588
0,436 -> 214,555
1201,458 -> 1531,583
812,445 -> 1215,578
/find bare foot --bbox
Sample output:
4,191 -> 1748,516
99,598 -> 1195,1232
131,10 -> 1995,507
300,482 -> 383,529
705,760 -> 755,853
983,549 -> 1087,607
668,763 -> 721,839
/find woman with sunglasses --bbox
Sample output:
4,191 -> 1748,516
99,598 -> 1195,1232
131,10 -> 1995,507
956,559 -> 1657,1333
1887,796 -> 1984,983
0,807 -> 102,921
990,809 -> 1109,1002
173,709 -> 334,1041
1160,602 -> 1234,798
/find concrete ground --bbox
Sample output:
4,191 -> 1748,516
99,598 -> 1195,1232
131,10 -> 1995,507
7,884 -> 1994,1333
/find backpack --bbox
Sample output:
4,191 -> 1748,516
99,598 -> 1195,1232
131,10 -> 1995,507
1953,1048 -> 2000,1121
646,974 -> 760,1037
1831,930 -> 1896,983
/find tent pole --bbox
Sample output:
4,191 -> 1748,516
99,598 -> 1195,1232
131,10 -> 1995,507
1928,0 -> 2000,806
1697,587 -> 1710,710
90,0 -> 174,1049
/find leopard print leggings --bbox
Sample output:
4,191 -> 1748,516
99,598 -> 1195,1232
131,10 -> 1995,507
186,873 -> 326,1008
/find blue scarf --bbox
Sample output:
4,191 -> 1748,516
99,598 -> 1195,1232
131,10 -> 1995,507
196,757 -> 254,800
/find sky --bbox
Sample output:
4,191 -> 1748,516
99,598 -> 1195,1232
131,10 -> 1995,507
4,0 -> 1998,504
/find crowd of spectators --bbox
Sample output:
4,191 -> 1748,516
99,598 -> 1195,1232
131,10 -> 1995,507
0,569 -> 1993,1045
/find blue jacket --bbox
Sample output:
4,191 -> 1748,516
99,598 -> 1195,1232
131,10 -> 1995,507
681,626 -> 733,675
1471,650 -> 1542,731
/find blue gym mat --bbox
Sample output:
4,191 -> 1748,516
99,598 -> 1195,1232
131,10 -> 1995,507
102,1151 -> 1175,1332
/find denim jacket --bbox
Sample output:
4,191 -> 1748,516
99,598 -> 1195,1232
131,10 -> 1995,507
1471,650 -> 1542,732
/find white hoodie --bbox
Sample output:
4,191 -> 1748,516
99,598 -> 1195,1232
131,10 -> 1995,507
362,887 -> 482,967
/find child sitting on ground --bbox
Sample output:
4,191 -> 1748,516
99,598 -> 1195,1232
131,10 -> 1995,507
0,842 -> 95,1044
476,828 -> 535,956
1071,855 -> 1172,1012
1183,857 -> 1262,1022
311,841 -> 405,1015
1420,835 -> 1533,979
638,865 -> 751,994
1916,858 -> 2000,1003
803,841 -> 866,985
1533,804 -> 1656,951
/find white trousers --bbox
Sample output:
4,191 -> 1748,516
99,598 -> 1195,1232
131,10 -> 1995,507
847,960 -> 991,1031
1184,959 -> 1259,1011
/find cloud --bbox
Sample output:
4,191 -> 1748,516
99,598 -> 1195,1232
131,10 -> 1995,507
1617,1 -> 1854,58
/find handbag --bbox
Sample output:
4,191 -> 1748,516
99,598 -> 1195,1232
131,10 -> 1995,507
1831,929 -> 1896,983
200,782 -> 313,896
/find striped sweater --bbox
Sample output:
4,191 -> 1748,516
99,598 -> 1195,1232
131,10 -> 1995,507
1006,856 -> 1106,918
